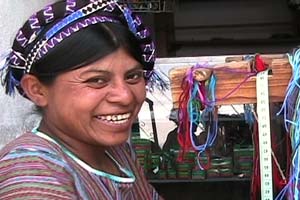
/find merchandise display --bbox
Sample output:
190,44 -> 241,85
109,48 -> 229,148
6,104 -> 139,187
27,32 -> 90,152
131,53 -> 299,199
233,145 -> 254,177
132,122 -> 253,181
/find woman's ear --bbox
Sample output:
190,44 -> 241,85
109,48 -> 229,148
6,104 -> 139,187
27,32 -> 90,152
20,74 -> 49,107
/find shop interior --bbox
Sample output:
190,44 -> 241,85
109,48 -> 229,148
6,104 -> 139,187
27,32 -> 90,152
121,0 -> 300,199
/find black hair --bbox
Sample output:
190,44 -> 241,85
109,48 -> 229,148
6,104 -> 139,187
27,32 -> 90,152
30,22 -> 144,85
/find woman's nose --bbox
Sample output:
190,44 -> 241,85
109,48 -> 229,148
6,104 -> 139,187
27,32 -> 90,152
106,79 -> 134,104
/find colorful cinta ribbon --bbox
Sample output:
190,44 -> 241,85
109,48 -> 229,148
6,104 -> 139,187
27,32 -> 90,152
177,63 -> 214,163
176,55 -> 278,172
275,48 -> 300,200
176,61 -> 255,169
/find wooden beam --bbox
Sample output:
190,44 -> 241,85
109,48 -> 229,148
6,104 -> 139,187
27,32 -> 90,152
169,54 -> 292,108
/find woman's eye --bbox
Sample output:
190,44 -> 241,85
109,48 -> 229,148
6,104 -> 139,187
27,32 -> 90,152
126,70 -> 145,84
85,77 -> 108,88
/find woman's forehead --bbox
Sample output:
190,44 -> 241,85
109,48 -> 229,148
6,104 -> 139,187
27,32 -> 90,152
79,48 -> 142,70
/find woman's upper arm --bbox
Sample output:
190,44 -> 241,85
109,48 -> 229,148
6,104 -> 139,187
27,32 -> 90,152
0,150 -> 78,199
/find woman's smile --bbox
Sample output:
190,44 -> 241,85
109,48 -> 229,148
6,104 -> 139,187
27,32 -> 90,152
94,112 -> 132,130
96,113 -> 131,123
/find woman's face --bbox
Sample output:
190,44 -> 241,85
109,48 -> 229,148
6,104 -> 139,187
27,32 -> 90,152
41,48 -> 146,147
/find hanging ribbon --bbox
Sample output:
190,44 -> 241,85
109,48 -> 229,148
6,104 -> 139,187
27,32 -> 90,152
275,48 -> 300,200
177,63 -> 217,167
176,57 -> 270,170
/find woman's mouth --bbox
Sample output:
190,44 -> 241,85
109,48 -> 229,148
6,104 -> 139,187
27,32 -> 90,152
96,113 -> 131,124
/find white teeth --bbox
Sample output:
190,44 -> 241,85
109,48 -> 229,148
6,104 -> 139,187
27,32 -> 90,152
99,113 -> 131,122
112,115 -> 117,121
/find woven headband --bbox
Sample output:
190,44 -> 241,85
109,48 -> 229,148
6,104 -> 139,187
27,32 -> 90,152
1,0 -> 157,95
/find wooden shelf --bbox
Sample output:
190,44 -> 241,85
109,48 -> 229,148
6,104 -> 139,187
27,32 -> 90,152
150,177 -> 251,199
149,177 -> 251,183
169,54 -> 292,106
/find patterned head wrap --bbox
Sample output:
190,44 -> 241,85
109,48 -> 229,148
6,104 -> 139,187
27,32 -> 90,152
1,0 -> 157,96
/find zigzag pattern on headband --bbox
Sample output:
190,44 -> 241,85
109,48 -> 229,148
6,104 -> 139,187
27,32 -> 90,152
1,0 -> 157,96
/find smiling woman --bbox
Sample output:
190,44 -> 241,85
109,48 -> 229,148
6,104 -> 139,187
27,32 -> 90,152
0,0 -> 163,199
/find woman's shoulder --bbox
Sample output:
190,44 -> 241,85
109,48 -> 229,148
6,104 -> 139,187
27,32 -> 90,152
0,132 -> 61,157
0,133 -> 79,199
0,132 -> 75,180
0,132 -> 66,166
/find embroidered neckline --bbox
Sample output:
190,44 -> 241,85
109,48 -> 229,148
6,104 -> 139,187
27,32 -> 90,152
31,128 -> 136,183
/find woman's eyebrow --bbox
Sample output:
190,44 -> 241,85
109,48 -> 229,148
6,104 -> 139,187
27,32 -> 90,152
79,64 -> 143,77
79,69 -> 109,77
126,65 -> 144,72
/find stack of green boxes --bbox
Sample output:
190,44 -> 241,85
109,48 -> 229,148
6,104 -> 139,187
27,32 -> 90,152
130,139 -> 252,180
131,137 -> 152,173
207,157 -> 233,178
233,145 -> 254,177
161,151 -> 177,179
173,150 -> 196,179
192,156 -> 207,180
131,135 -> 170,179
150,153 -> 166,179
